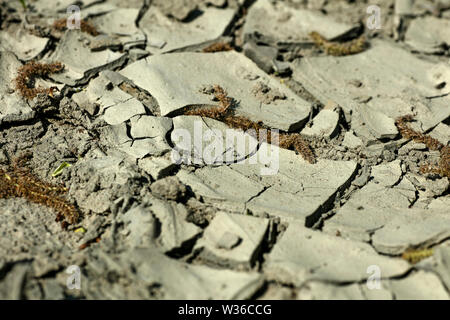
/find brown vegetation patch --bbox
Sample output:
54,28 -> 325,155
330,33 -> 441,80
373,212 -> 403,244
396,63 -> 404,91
14,61 -> 64,100
202,42 -> 233,53
52,18 -> 99,36
396,115 -> 449,178
309,31 -> 366,56
402,248 -> 434,264
0,153 -> 79,228
185,85 -> 316,163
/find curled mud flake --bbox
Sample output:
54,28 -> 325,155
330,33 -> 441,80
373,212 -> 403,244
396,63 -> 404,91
52,18 -> 99,36
183,85 -> 316,164
202,42 -> 233,53
395,115 -> 449,178
0,154 -> 79,227
14,61 -> 64,100
309,31 -> 367,56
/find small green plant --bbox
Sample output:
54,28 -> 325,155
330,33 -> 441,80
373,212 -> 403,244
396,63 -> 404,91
18,0 -> 27,10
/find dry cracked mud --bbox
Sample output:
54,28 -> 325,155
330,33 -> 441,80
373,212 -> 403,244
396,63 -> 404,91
0,0 -> 449,300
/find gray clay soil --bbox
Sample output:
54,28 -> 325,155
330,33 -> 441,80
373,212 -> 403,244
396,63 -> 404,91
0,0 -> 449,299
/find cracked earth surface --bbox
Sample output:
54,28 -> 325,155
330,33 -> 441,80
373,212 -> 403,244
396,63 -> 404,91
0,0 -> 449,300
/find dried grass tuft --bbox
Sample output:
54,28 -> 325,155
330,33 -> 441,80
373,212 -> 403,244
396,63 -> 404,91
52,18 -> 99,36
279,133 -> 316,164
202,42 -> 233,53
309,31 -> 366,56
0,153 -> 79,228
184,85 -> 316,163
14,61 -> 64,100
395,115 -> 449,178
402,247 -> 434,264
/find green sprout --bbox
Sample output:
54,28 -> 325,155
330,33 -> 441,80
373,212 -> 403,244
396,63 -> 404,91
18,0 -> 27,10
52,162 -> 72,177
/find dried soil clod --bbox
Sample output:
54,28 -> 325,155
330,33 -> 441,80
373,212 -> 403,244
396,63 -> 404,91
395,115 -> 449,178
309,31 -> 367,56
14,61 -> 64,100
0,154 -> 79,227
184,85 -> 316,163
